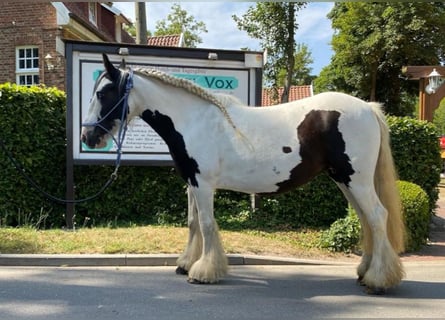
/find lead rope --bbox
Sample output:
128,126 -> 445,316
0,70 -> 133,204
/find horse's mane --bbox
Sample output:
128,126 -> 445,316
133,68 -> 238,131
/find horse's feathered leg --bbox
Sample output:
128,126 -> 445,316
336,184 -> 372,284
176,187 -> 202,275
187,182 -> 228,284
347,184 -> 404,294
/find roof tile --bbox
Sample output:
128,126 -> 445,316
262,85 -> 313,106
147,34 -> 182,47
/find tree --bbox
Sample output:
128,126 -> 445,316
315,2 -> 445,116
154,3 -> 207,48
277,43 -> 314,87
233,2 -> 307,103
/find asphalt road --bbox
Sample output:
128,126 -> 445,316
0,262 -> 445,319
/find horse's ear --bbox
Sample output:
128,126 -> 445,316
102,53 -> 119,80
119,59 -> 126,70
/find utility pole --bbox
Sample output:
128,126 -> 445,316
135,2 -> 147,45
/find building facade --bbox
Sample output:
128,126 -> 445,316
0,2 -> 134,91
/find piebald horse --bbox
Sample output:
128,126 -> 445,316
81,54 -> 405,294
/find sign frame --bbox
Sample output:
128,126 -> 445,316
64,40 -> 263,226
66,40 -> 263,166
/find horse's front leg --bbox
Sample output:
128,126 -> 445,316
187,183 -> 228,284
176,187 -> 202,275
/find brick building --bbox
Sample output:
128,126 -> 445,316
0,2 -> 134,91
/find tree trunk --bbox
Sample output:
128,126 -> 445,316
370,62 -> 377,102
280,3 -> 296,103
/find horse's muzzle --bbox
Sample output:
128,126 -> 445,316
81,127 -> 107,149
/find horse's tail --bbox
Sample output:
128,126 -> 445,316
369,102 -> 405,253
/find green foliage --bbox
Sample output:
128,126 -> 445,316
432,99 -> 445,136
233,2 -> 308,102
216,174 -> 347,230
320,181 -> 431,253
387,116 -> 441,212
0,83 -> 66,227
260,174 -> 347,228
319,206 -> 361,253
74,166 -> 188,227
317,2 -> 445,116
398,181 -> 430,251
276,43 -> 314,86
154,3 -> 207,48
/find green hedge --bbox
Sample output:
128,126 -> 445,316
74,166 -> 187,227
319,206 -> 361,253
0,85 -> 440,231
216,174 -> 347,230
0,84 -> 66,227
320,181 -> 431,253
398,180 -> 430,251
387,116 -> 441,212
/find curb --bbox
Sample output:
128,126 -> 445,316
0,254 -> 353,267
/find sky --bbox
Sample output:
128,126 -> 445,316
113,2 -> 335,75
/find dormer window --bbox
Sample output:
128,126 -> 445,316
88,3 -> 97,25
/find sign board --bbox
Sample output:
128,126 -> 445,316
65,41 -> 263,165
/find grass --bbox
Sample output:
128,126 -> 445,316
0,226 -> 355,261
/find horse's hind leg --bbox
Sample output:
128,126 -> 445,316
187,182 -> 228,284
336,184 -> 372,284
347,183 -> 404,293
176,187 -> 203,275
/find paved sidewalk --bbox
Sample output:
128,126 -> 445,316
401,189 -> 445,262
0,253 -> 352,268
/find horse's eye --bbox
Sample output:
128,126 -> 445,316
96,91 -> 105,100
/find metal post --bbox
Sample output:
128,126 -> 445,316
135,2 -> 147,45
65,43 -> 75,230
250,194 -> 261,211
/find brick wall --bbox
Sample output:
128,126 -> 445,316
0,2 -> 65,90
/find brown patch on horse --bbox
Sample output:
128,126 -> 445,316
273,110 -> 355,194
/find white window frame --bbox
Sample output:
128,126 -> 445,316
88,3 -> 97,26
16,46 -> 40,86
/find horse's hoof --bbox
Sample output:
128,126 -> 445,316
357,276 -> 366,286
187,278 -> 206,285
187,277 -> 218,284
176,266 -> 188,275
365,286 -> 386,295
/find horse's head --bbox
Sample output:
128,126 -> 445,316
81,53 -> 130,149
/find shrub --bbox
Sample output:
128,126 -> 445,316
398,180 -> 430,251
74,166 -> 188,227
214,174 -> 348,230
0,83 -> 66,227
319,180 -> 430,253
319,206 -> 361,253
387,116 -> 441,212
257,174 -> 347,229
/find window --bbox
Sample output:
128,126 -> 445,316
89,3 -> 97,25
16,46 -> 39,86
